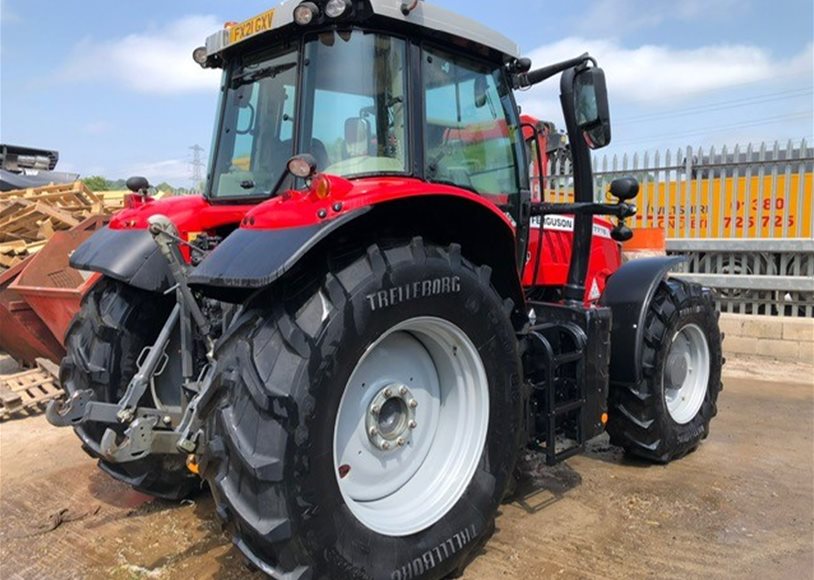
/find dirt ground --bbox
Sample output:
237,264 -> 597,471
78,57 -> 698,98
1,356 -> 812,580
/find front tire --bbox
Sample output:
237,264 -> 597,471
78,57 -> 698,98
199,239 -> 522,579
61,278 -> 199,499
607,279 -> 723,463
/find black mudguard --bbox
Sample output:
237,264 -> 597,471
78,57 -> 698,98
70,227 -> 173,292
599,256 -> 686,385
188,210 -> 367,291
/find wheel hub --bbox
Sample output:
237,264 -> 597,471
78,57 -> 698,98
366,384 -> 418,451
663,323 -> 710,424
666,351 -> 689,389
333,317 -> 489,536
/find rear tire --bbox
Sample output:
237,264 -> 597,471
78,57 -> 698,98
199,239 -> 522,579
607,279 -> 722,463
61,278 -> 199,500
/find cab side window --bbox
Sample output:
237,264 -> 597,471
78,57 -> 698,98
422,47 -> 521,199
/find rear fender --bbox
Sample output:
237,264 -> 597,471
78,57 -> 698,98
599,256 -> 686,385
70,195 -> 251,292
70,227 -> 173,292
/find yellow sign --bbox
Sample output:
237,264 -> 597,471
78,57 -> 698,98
625,173 -> 813,238
229,9 -> 275,45
548,172 -> 813,238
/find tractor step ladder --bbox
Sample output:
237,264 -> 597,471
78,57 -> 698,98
528,323 -> 587,465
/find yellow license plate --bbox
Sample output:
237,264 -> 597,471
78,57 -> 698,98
229,9 -> 275,45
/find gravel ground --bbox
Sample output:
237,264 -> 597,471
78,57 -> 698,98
0,356 -> 811,580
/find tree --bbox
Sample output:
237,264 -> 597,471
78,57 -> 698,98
155,182 -> 176,195
82,175 -> 112,191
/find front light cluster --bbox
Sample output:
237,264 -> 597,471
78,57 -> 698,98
293,0 -> 350,25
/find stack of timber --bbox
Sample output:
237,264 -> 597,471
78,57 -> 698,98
0,181 -> 117,271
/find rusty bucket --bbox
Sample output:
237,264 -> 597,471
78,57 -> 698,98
8,228 -> 102,345
0,258 -> 66,365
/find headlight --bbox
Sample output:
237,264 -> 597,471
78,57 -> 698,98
192,46 -> 208,68
293,2 -> 319,25
325,0 -> 350,18
288,154 -> 318,178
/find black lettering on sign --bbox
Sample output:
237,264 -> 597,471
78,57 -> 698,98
366,276 -> 461,312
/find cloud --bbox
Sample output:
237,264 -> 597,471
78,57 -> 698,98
59,15 -> 221,95
517,38 -> 814,119
124,159 -> 192,183
580,0 -> 739,32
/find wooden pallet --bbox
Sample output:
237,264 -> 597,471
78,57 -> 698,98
0,181 -> 101,208
0,359 -> 63,420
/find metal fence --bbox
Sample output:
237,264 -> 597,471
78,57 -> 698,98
543,140 -> 814,318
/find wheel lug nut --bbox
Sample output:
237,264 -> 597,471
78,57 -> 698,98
381,441 -> 390,450
397,437 -> 405,446
371,405 -> 381,415
369,427 -> 377,436
408,420 -> 417,429
384,388 -> 392,397
399,386 -> 407,395
409,399 -> 418,408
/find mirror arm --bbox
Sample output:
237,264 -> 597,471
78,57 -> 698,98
513,53 -> 594,89
560,64 -> 596,304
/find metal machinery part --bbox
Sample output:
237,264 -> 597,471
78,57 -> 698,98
333,317 -> 489,536
47,213 -> 221,462
663,323 -> 710,425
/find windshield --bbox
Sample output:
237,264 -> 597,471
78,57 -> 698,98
210,46 -> 298,198
300,31 -> 408,177
209,31 -> 408,199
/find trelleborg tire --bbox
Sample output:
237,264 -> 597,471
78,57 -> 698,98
607,279 -> 723,463
199,238 -> 522,579
60,277 -> 199,500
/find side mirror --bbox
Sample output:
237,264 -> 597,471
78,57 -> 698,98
573,66 -> 611,149
345,117 -> 371,157
609,177 -> 639,201
474,76 -> 488,108
126,176 -> 150,193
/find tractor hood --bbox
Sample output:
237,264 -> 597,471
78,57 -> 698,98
108,194 -> 251,235
233,175 -> 515,231
188,175 -> 516,297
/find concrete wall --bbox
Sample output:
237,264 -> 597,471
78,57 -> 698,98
720,313 -> 814,362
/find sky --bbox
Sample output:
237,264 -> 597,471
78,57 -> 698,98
1,0 -> 812,186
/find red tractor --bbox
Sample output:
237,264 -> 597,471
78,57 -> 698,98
48,1 -> 722,578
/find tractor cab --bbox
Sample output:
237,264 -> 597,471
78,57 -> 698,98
194,0 -> 634,308
200,0 -> 528,226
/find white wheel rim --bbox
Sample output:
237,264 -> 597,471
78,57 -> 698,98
663,323 -> 710,424
333,316 -> 489,537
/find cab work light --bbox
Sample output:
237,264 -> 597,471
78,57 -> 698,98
325,0 -> 351,18
192,46 -> 208,68
294,2 -> 319,25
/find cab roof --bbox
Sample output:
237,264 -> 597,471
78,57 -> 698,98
204,0 -> 520,62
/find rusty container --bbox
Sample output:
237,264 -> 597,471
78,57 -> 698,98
0,258 -> 66,365
8,229 -> 102,345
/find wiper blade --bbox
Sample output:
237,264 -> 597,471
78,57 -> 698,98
231,61 -> 297,88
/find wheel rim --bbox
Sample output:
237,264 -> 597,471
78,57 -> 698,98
333,316 -> 489,537
663,323 -> 710,424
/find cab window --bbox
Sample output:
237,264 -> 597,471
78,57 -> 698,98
302,31 -> 408,177
422,47 -> 522,201
210,48 -> 298,198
